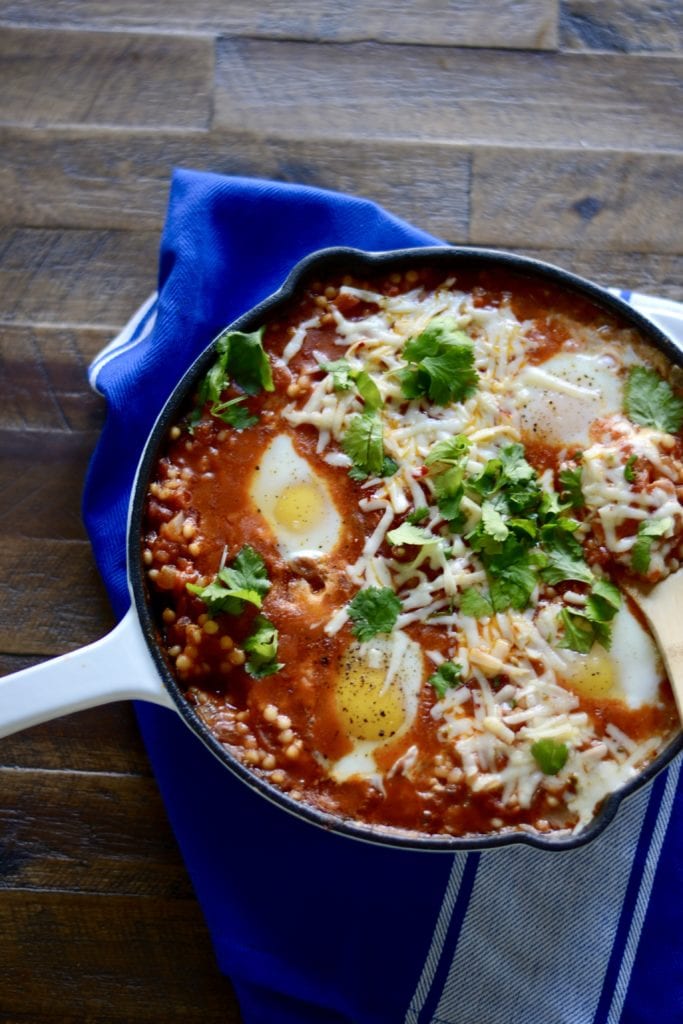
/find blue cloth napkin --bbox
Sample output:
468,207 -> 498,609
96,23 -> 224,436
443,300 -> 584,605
83,170 -> 683,1024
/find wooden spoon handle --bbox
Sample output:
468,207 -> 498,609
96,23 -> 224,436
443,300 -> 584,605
624,571 -> 683,725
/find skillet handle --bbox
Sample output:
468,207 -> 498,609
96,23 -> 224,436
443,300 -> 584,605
0,607 -> 175,738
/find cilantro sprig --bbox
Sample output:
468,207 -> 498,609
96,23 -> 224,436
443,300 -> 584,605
558,579 -> 621,653
399,319 -> 479,406
243,615 -> 283,679
343,412 -> 397,481
191,326 -> 273,431
631,517 -> 673,575
428,661 -> 464,699
347,587 -> 402,642
186,545 -> 270,615
624,366 -> 683,434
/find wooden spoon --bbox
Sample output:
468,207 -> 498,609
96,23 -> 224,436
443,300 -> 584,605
622,569 -> 683,725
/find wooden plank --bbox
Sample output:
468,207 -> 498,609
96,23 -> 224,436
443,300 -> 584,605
0,767 -> 190,896
0,683 -> 151,774
0,430 -> 99,539
0,0 -> 559,49
0,537 -> 115,655
561,1 -> 683,52
0,127 -> 469,240
0,326 -> 107,431
471,148 -> 683,254
214,39 -> 683,152
0,227 -> 158,328
0,26 -> 212,129
0,891 -> 240,1022
515,248 -> 683,303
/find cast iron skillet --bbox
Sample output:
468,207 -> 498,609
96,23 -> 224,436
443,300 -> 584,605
2,246 -> 682,853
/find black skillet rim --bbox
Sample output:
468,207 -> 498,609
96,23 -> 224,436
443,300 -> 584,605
128,245 -> 683,853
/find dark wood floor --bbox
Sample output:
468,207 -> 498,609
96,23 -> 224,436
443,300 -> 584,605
1,2 -> 681,1020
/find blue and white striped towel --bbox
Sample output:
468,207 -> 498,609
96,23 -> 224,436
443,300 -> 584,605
83,170 -> 683,1024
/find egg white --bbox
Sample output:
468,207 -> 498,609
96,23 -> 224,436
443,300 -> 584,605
249,433 -> 342,559
565,600 -> 662,709
518,351 -> 623,448
328,631 -> 424,785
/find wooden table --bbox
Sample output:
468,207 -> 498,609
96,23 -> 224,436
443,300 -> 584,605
1,3 -> 681,1020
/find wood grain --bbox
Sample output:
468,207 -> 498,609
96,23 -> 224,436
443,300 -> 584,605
562,1 -> 683,52
0,26 -> 212,129
0,891 -> 240,1022
471,148 -> 683,253
0,767 -> 191,896
0,538 -> 115,655
0,326 -> 107,431
0,127 -> 470,239
515,248 -> 683,302
214,39 -> 683,151
5,127 -> 682,256
0,0 -> 559,49
0,430 -> 100,538
0,228 -> 158,328
0,689 -> 151,774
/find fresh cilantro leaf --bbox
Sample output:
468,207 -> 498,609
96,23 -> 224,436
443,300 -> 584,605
347,587 -> 402,642
353,370 -> 383,411
631,516 -> 674,574
481,502 -> 509,543
223,327 -> 274,396
197,326 -> 274,420
559,465 -> 584,509
321,358 -> 354,391
425,435 -> 471,468
558,579 -> 621,653
587,578 -> 621,618
558,608 -> 595,654
624,454 -> 638,483
507,518 -> 538,541
531,738 -> 568,775
407,506 -> 430,525
186,545 -> 270,616
468,458 -> 503,499
342,412 -> 384,477
402,318 -> 468,361
400,319 -> 478,406
210,395 -> 258,430
540,528 -> 593,585
460,588 -> 493,618
243,615 -> 283,679
486,543 -> 544,612
625,366 -> 683,434
428,661 -> 464,700
500,444 -> 535,484
433,465 -> 466,524
382,456 -> 399,477
386,522 -> 435,546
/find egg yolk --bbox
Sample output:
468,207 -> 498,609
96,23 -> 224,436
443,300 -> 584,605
566,648 -> 621,701
335,653 -> 405,742
273,482 -> 326,534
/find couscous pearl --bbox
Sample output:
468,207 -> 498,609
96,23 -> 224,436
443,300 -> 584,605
162,608 -> 176,624
143,549 -> 153,566
263,705 -> 278,723
229,649 -> 245,666
203,619 -> 219,635
244,735 -> 258,750
243,749 -> 261,765
262,754 -> 277,770
271,770 -> 286,785
285,744 -> 300,760
276,714 -> 291,731
168,645 -> 181,657
176,654 -> 192,672
182,521 -> 196,539
279,729 -> 294,745
169,425 -> 181,440
235,722 -> 249,735
189,542 -> 201,557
